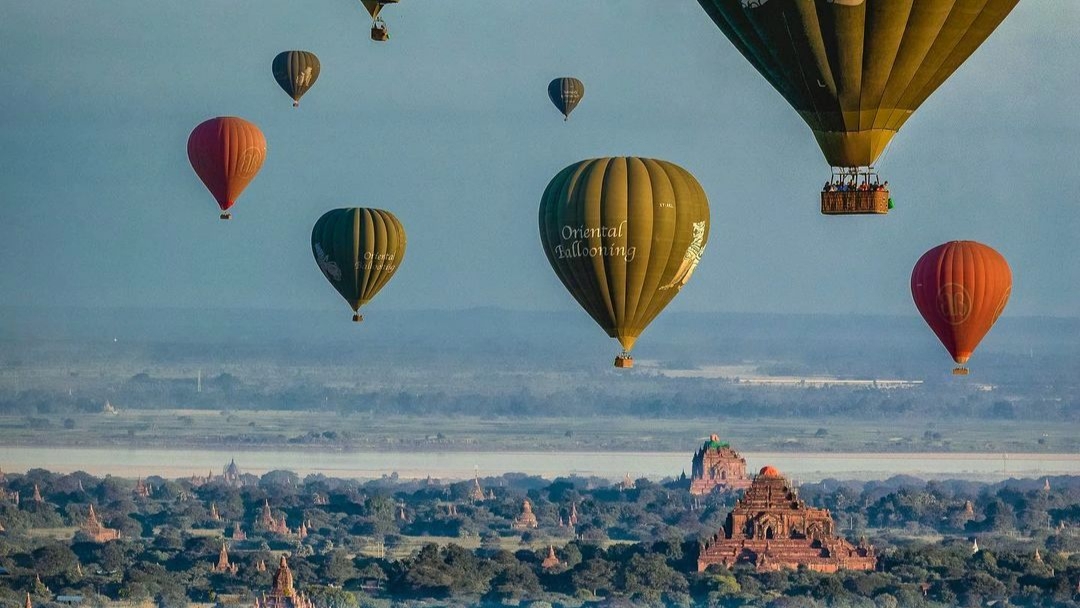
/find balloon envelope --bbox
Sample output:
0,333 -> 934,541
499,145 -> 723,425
696,0 -> 1018,167
538,157 -> 711,356
312,208 -> 407,320
187,117 -> 266,216
548,78 -> 585,120
360,0 -> 395,19
272,51 -> 321,107
911,240 -> 1011,369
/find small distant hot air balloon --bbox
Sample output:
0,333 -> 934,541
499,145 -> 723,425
361,0 -> 400,42
539,157 -> 711,368
272,51 -> 321,108
696,0 -> 1018,214
187,117 -> 266,220
312,208 -> 407,322
548,78 -> 585,121
911,241 -> 1012,375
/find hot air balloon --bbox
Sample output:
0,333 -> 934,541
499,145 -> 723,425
272,51 -> 321,108
548,78 -> 585,121
697,0 -> 1018,215
187,117 -> 266,220
361,0 -> 400,41
539,157 -> 711,368
312,208 -> 407,322
911,241 -> 1011,375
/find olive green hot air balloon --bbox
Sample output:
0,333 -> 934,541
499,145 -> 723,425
272,51 -> 321,108
697,0 -> 1017,201
548,77 -> 585,121
539,158 -> 711,368
312,208 -> 406,322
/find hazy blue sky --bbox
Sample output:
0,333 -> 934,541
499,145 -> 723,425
1,1 -> 1077,318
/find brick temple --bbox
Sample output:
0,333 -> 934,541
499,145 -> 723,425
698,466 -> 876,573
255,556 -> 314,608
82,504 -> 120,542
690,434 -> 752,495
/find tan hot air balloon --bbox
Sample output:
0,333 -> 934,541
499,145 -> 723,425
539,157 -> 711,368
697,0 -> 1018,213
311,208 -> 406,322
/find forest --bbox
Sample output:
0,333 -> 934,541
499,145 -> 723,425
1,467 -> 1078,607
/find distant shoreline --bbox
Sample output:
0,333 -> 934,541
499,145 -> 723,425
2,445 -> 1075,483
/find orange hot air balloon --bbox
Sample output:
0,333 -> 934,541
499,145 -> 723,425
911,241 -> 1012,375
187,117 -> 267,220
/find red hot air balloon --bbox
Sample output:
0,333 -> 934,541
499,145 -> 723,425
187,117 -> 267,220
911,241 -> 1012,375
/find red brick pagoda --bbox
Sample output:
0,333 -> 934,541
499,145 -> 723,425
698,466 -> 876,573
690,434 -> 752,495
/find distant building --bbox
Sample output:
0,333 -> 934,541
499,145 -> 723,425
81,505 -> 120,543
231,522 -> 247,541
209,502 -> 221,521
223,459 -> 242,486
257,500 -> 291,535
134,478 -> 151,499
542,546 -> 561,569
512,499 -> 539,530
31,484 -> 43,503
256,556 -> 314,608
619,473 -> 636,491
214,542 -> 238,574
690,434 -> 752,495
698,466 -> 876,573
468,474 -> 486,502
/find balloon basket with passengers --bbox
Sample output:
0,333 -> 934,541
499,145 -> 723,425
362,0 -> 398,41
821,168 -> 891,215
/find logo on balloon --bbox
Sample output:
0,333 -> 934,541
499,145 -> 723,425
236,147 -> 265,178
991,287 -> 1012,324
936,283 -> 972,325
314,244 -> 342,282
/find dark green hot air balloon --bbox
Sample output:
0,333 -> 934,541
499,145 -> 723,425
312,208 -> 406,322
548,77 -> 585,121
272,51 -> 321,107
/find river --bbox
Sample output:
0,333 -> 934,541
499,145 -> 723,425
0,446 -> 1076,482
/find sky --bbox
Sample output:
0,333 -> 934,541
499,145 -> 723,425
1,1 -> 1078,319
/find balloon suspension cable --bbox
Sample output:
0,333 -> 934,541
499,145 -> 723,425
352,313 -> 363,323
219,212 -> 232,221
953,366 -> 969,376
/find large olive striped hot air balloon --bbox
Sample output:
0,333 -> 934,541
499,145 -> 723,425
548,78 -> 585,121
911,241 -> 1012,375
312,208 -> 407,322
272,51 -> 321,108
187,117 -> 266,220
696,0 -> 1018,186
539,158 -> 711,368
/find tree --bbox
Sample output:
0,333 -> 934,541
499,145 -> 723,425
571,558 -> 615,598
